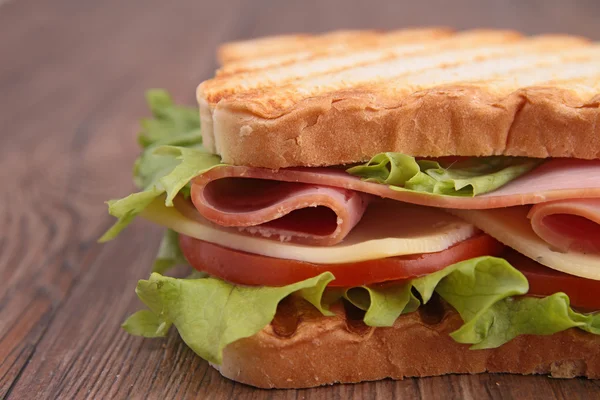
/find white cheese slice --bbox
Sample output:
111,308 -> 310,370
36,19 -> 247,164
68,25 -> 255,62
450,207 -> 600,281
141,198 -> 476,264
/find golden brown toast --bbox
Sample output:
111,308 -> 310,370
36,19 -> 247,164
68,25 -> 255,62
214,297 -> 600,388
217,28 -> 454,71
198,29 -> 600,168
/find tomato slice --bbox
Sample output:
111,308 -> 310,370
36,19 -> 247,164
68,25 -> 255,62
179,234 -> 600,310
503,250 -> 600,311
179,233 -> 504,287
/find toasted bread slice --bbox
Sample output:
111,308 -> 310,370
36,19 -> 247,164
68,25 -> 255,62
214,297 -> 600,389
198,29 -> 600,168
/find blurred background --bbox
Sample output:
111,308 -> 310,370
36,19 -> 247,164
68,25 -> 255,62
3,0 -> 600,106
5,0 -> 600,90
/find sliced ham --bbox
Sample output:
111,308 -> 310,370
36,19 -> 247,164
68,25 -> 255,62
193,159 -> 600,210
528,199 -> 600,254
190,179 -> 370,245
191,158 -> 600,249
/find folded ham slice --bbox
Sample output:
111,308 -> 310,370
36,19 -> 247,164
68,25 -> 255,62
191,158 -> 600,249
190,179 -> 370,245
193,159 -> 600,209
529,199 -> 600,254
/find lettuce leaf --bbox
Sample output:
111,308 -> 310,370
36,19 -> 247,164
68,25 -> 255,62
412,256 -> 529,319
412,256 -> 600,349
134,89 -> 204,190
344,283 -> 419,326
123,272 -> 335,364
451,293 -> 600,349
346,153 -> 541,196
122,310 -> 170,338
138,89 -> 202,149
99,146 -> 220,242
155,146 -> 221,206
99,90 -> 222,242
124,256 -> 600,365
99,188 -> 163,241
152,229 -> 188,274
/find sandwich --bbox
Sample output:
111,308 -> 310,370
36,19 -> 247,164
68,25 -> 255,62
101,28 -> 600,388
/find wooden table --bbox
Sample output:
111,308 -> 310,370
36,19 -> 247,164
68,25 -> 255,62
2,0 -> 600,398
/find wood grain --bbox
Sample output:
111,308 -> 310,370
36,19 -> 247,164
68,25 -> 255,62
1,0 -> 600,398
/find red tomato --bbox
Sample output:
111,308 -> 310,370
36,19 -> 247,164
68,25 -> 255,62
180,234 -> 600,310
179,233 -> 504,287
503,250 -> 600,311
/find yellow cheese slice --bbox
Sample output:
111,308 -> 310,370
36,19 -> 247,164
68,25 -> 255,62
142,198 -> 476,264
450,207 -> 600,281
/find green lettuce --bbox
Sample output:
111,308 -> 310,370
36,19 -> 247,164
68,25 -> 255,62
346,153 -> 541,196
123,272 -> 334,364
451,293 -> 600,349
151,229 -> 188,274
344,283 -> 419,326
122,310 -> 171,338
138,89 -> 202,149
134,89 -> 204,190
99,90 -> 222,242
124,256 -> 600,364
99,146 -> 220,241
413,256 -> 529,320
413,256 -> 600,348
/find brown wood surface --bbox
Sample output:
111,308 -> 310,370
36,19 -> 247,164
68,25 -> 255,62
2,0 -> 600,398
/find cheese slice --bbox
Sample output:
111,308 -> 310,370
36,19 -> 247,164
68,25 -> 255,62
451,207 -> 600,281
142,198 -> 476,264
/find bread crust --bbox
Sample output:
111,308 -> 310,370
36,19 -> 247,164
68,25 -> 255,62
205,85 -> 600,169
213,298 -> 600,388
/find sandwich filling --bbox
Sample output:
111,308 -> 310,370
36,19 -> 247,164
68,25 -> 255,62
103,90 -> 600,365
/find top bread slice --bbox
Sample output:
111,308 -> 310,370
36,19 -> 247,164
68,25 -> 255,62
198,28 -> 600,169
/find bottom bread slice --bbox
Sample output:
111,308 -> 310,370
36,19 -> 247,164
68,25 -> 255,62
212,296 -> 600,388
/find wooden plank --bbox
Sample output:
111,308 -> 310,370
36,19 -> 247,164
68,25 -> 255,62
1,0 -> 600,398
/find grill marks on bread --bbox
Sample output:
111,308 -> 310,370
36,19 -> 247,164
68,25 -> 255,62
217,28 -> 453,66
201,29 -> 598,117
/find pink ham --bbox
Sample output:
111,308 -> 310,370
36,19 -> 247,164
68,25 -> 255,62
193,159 -> 600,210
190,179 -> 370,246
528,199 -> 600,254
191,158 -> 600,248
